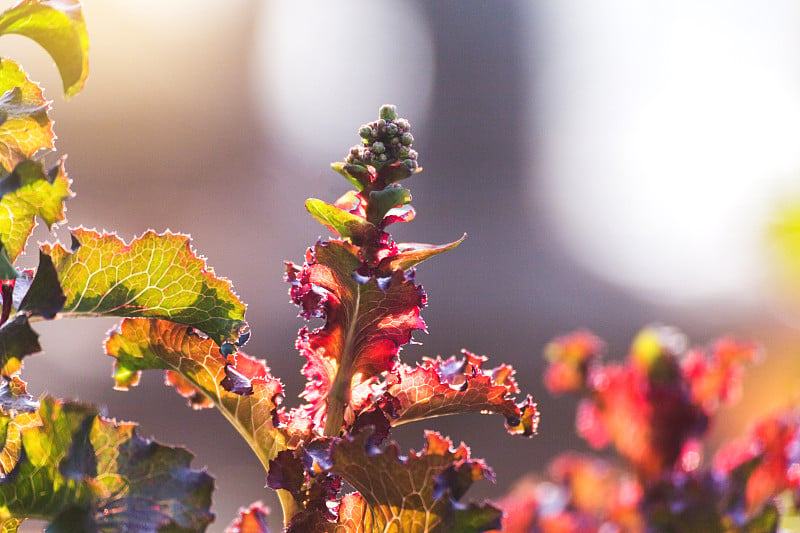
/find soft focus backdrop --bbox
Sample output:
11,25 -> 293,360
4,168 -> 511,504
4,1 -> 800,530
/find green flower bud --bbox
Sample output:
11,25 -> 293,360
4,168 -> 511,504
403,159 -> 418,171
379,104 -> 397,121
401,132 -> 414,146
386,123 -> 399,137
378,153 -> 388,162
397,145 -> 411,158
391,136 -> 401,145
396,118 -> 410,131
359,124 -> 373,139
373,142 -> 386,154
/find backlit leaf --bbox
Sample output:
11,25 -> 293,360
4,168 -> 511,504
43,228 -> 247,344
385,351 -> 539,437
286,239 -> 426,431
0,396 -> 213,531
0,59 -> 53,170
226,501 -> 272,533
105,318 -> 287,472
330,430 -> 501,532
378,236 -> 466,273
305,198 -> 374,242
0,0 -> 89,98
0,159 -> 71,261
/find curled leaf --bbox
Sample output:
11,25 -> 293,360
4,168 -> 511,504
105,318 -> 287,469
0,0 -> 89,98
225,501 -> 272,533
384,351 -> 539,437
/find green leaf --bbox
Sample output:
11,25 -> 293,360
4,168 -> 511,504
105,318 -> 287,473
0,0 -> 89,98
42,228 -> 247,345
0,159 -> 71,262
305,198 -> 374,242
378,235 -> 466,273
331,431 -> 501,533
330,162 -> 370,191
366,186 -> 411,225
0,59 -> 53,170
0,315 -> 40,376
0,396 -> 214,531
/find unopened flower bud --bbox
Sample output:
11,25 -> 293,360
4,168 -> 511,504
359,125 -> 373,139
397,145 -> 411,158
396,118 -> 410,131
373,142 -> 386,154
403,159 -> 418,171
408,149 -> 418,160
391,136 -> 401,145
401,132 -> 414,146
349,146 -> 361,157
386,123 -> 399,137
378,153 -> 388,162
379,104 -> 397,121
376,119 -> 386,132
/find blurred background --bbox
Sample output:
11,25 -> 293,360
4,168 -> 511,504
4,0 -> 800,529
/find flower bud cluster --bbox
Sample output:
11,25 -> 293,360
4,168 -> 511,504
345,105 -> 418,172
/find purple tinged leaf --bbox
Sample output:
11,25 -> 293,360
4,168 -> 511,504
384,351 -> 539,437
286,239 -> 426,431
225,501 -> 272,533
267,450 -> 305,495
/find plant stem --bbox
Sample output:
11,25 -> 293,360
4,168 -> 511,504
323,289 -> 361,436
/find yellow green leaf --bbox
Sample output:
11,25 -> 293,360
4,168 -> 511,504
42,228 -> 247,344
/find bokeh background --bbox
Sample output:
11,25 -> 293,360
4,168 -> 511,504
5,1 -> 800,530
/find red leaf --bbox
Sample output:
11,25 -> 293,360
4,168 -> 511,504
384,350 -> 539,437
225,501 -> 271,533
286,239 -> 426,432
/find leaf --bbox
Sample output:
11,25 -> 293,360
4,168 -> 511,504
286,239 -> 427,431
0,159 -> 71,262
0,59 -> 53,170
384,351 -> 539,437
330,162 -> 370,191
225,501 -> 272,533
0,396 -> 214,531
18,250 -> 65,318
378,235 -> 466,273
0,315 -> 40,376
366,186 -> 411,226
43,228 -> 247,345
330,430 -> 502,533
305,198 -> 374,242
105,318 -> 287,471
0,0 -> 89,98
